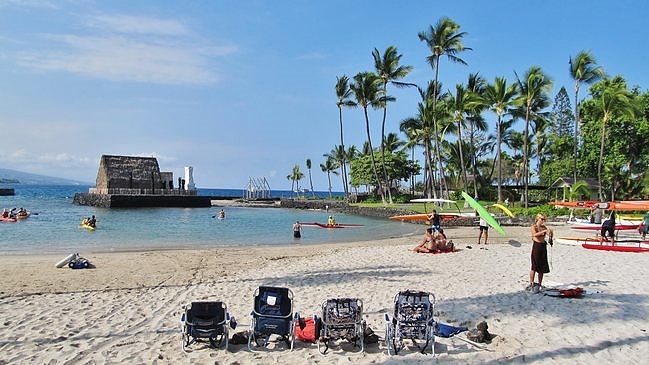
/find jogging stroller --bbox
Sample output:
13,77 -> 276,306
384,290 -> 436,355
181,301 -> 234,352
248,286 -> 297,351
316,297 -> 365,354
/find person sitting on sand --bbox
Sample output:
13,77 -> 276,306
429,230 -> 454,252
413,228 -> 435,253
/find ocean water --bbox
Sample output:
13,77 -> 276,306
0,185 -> 419,254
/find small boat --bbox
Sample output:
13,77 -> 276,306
16,211 -> 30,219
570,223 -> 639,231
0,216 -> 17,223
80,219 -> 96,231
301,222 -> 364,229
582,243 -> 649,253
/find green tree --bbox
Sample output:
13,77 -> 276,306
373,46 -> 412,204
591,78 -> 635,199
481,77 -> 520,202
350,72 -> 385,203
515,66 -> 553,207
320,157 -> 340,199
305,158 -> 315,197
286,164 -> 304,197
418,17 -> 471,199
324,145 -> 347,196
335,75 -> 355,200
350,151 -> 420,189
569,51 -> 605,182
465,73 -> 488,197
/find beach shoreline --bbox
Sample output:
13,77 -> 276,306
1,224 -> 648,364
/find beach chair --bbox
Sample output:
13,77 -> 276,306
384,290 -> 436,355
181,301 -> 234,353
248,286 -> 297,352
316,297 -> 365,354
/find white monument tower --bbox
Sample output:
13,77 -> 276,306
184,166 -> 196,190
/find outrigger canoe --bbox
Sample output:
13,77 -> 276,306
390,198 -> 474,221
582,243 -> 649,253
301,222 -> 364,229
550,200 -> 649,211
570,223 -> 639,231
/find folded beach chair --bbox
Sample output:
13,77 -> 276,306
248,286 -> 297,352
384,290 -> 436,355
181,301 -> 234,353
316,297 -> 365,354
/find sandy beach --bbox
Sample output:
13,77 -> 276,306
1,223 -> 648,364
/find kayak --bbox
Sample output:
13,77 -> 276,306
389,212 -> 474,221
301,222 -> 364,228
557,236 -> 649,246
570,223 -> 638,231
16,212 -> 30,219
582,243 -> 649,253
80,219 -> 96,231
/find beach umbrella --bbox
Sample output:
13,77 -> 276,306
461,191 -> 506,236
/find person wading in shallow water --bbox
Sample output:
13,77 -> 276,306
528,213 -> 553,293
292,221 -> 302,239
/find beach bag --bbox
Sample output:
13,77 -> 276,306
296,316 -> 318,343
68,257 -> 89,269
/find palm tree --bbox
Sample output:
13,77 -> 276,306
287,164 -> 304,197
373,46 -> 412,204
447,83 -> 478,192
335,75 -> 356,200
305,158 -> 315,197
320,157 -> 340,199
466,73 -> 488,198
418,17 -> 471,198
569,51 -> 605,182
481,77 -> 520,202
515,66 -> 553,207
350,72 -> 385,204
592,78 -> 634,200
324,145 -> 347,196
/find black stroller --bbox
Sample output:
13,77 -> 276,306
316,297 -> 365,354
181,301 -> 234,352
248,286 -> 297,351
384,290 -> 436,355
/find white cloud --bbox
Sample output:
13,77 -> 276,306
14,13 -> 238,85
85,14 -> 190,36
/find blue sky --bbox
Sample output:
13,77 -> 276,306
2,1 -> 648,190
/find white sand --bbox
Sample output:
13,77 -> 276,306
1,224 -> 648,364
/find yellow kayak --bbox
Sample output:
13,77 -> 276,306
80,219 -> 96,231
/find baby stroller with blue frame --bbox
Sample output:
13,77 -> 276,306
181,301 -> 234,353
316,297 -> 365,354
248,286 -> 297,351
384,290 -> 436,355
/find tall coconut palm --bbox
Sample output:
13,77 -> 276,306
418,17 -> 471,198
305,158 -> 315,197
447,83 -> 478,192
592,78 -> 635,200
373,46 -> 412,204
350,72 -> 385,204
335,75 -> 356,200
320,157 -> 340,199
481,77 -> 520,203
569,51 -> 605,182
466,73 -> 488,198
515,66 -> 553,207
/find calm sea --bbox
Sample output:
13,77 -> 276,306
0,185 -> 419,255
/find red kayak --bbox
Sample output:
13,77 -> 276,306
571,223 -> 639,231
582,243 -> 649,252
301,222 -> 364,229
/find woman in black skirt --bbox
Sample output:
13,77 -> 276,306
528,213 -> 553,293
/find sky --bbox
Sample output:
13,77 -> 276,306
2,1 -> 648,190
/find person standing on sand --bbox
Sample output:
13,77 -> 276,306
293,221 -> 302,238
528,213 -> 553,293
477,211 -> 488,245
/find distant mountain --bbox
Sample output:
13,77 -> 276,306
0,168 -> 91,186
